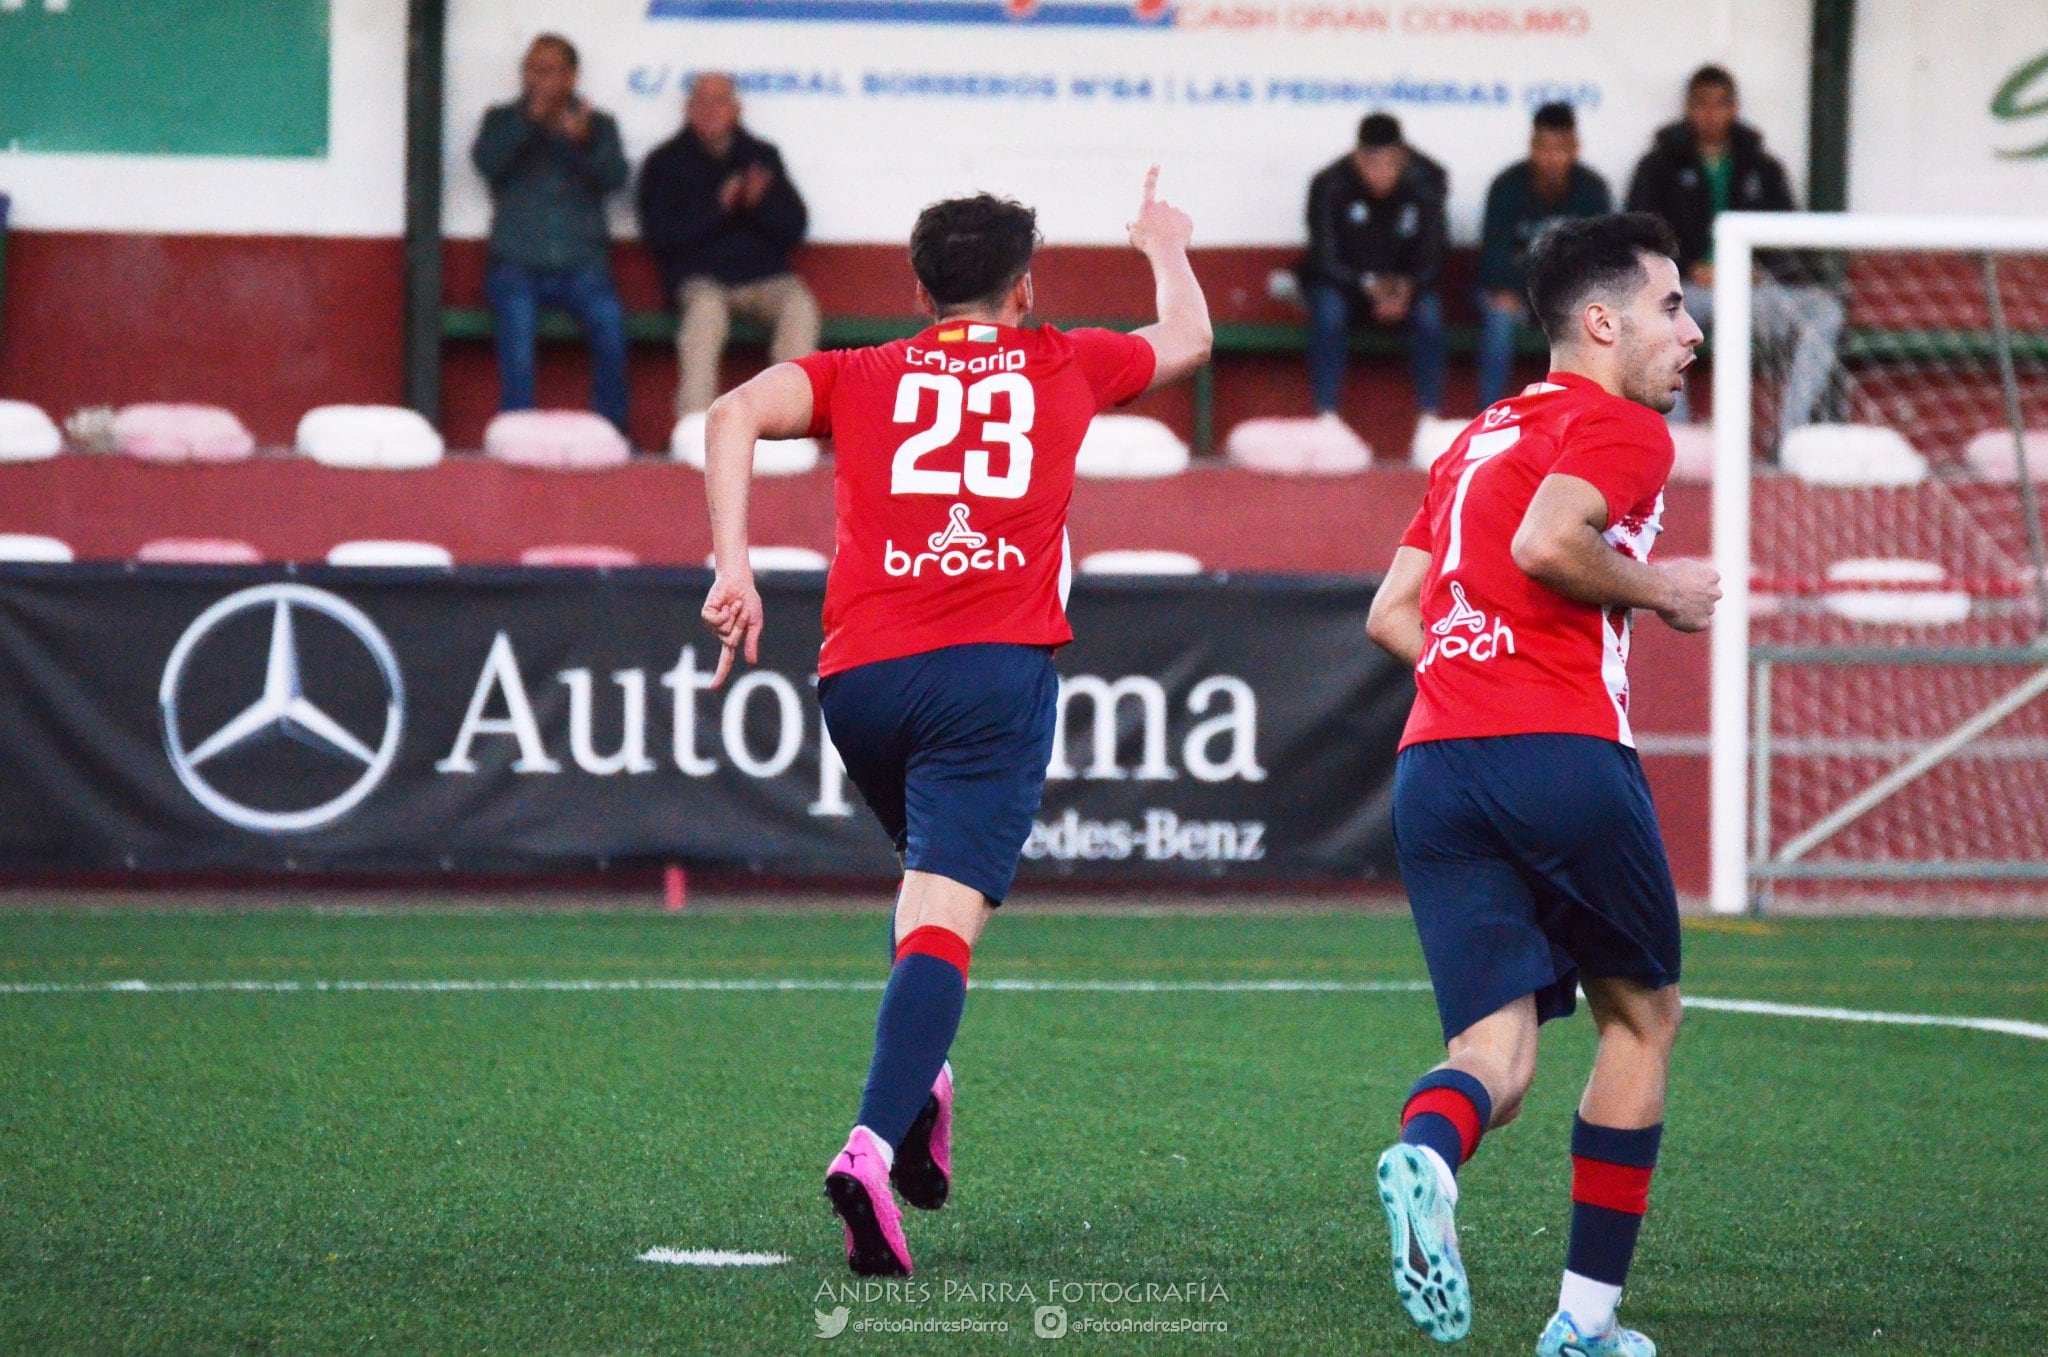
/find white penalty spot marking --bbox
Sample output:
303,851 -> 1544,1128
637,1247 -> 790,1267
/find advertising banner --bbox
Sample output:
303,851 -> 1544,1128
0,567 -> 1412,884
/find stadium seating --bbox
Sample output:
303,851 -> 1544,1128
136,537 -> 263,565
1407,415 -> 1467,469
1962,428 -> 2048,483
669,412 -> 821,476
1819,557 -> 1972,624
296,405 -> 445,469
519,544 -> 639,568
483,410 -> 630,470
326,540 -> 456,568
703,545 -> 829,572
1779,423 -> 1928,487
112,404 -> 256,462
0,532 -> 74,562
0,399 -> 62,461
1224,415 -> 1373,474
1668,423 -> 1716,482
1074,415 -> 1190,478
1078,549 -> 1203,575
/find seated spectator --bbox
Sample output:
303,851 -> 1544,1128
637,72 -> 820,418
472,34 -> 631,435
1476,103 -> 1612,408
1296,113 -> 1449,427
1627,64 -> 1844,430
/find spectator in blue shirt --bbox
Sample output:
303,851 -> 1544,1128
472,34 -> 631,434
1475,103 -> 1613,408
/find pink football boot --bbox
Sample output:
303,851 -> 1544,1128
892,1062 -> 954,1210
824,1126 -> 912,1276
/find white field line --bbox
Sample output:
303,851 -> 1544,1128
636,1248 -> 789,1267
0,975 -> 2041,1042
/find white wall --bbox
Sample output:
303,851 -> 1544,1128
443,0 -> 1811,247
0,0 -> 405,235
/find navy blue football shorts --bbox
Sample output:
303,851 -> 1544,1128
1393,733 -> 1682,1043
817,642 -> 1058,907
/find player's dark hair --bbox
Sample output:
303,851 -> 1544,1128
1687,64 -> 1735,97
1532,102 -> 1576,134
529,33 -> 579,70
1524,213 -> 1680,344
909,194 -> 1041,312
1356,112 -> 1403,149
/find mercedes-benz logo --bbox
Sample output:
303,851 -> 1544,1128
159,584 -> 404,833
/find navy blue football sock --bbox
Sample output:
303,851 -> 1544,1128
854,926 -> 969,1151
1565,1117 -> 1663,1286
1399,1068 -> 1494,1176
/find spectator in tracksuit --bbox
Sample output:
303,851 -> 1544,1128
1475,103 -> 1613,408
636,72 -> 820,418
472,33 -> 631,434
1627,64 -> 1843,429
1297,113 -> 1449,424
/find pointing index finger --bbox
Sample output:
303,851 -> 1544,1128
1142,164 -> 1159,206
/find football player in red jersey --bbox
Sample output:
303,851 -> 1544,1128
1363,214 -> 1718,1355
698,168 -> 1210,1276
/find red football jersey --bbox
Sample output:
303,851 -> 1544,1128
1397,372 -> 1675,750
796,322 -> 1156,677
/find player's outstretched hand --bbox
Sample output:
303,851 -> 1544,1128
1654,557 -> 1721,632
701,572 -> 764,687
1127,164 -> 1193,258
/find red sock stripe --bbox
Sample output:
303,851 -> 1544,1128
896,925 -> 971,978
1402,1087 -> 1484,1164
1571,1156 -> 1655,1215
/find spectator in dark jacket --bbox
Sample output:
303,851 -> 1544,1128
1627,65 -> 1843,429
1475,103 -> 1612,407
636,72 -> 819,417
1297,113 -> 1449,423
473,34 -> 631,433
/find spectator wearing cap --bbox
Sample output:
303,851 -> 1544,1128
472,34 -> 631,434
1627,64 -> 1843,429
1475,103 -> 1613,409
1297,112 -> 1450,428
637,72 -> 820,418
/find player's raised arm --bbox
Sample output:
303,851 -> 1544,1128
1126,165 -> 1213,391
699,361 -> 815,686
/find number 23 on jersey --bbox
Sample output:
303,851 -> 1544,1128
890,373 -> 1037,499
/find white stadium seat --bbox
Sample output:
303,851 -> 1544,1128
1408,414 -> 1469,469
1078,549 -> 1203,575
112,403 -> 256,462
1962,428 -> 2048,484
1667,423 -> 1716,483
702,545 -> 829,572
297,405 -> 445,469
326,540 -> 455,568
137,537 -> 263,565
0,399 -> 63,462
1780,423 -> 1928,487
483,410 -> 630,470
1074,415 -> 1189,478
1224,414 -> 1372,474
0,533 -> 74,562
1820,557 -> 1971,624
670,411 -> 821,476
520,544 -> 639,568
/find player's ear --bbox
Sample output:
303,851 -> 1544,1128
1015,272 -> 1034,316
1581,299 -> 1617,349
914,282 -> 936,319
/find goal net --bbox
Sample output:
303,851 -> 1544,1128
1709,214 -> 2048,915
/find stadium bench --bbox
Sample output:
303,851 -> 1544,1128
441,305 -> 1553,456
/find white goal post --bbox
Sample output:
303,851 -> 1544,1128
1708,213 -> 2048,915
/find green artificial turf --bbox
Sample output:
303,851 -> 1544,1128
0,909 -> 2043,1355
